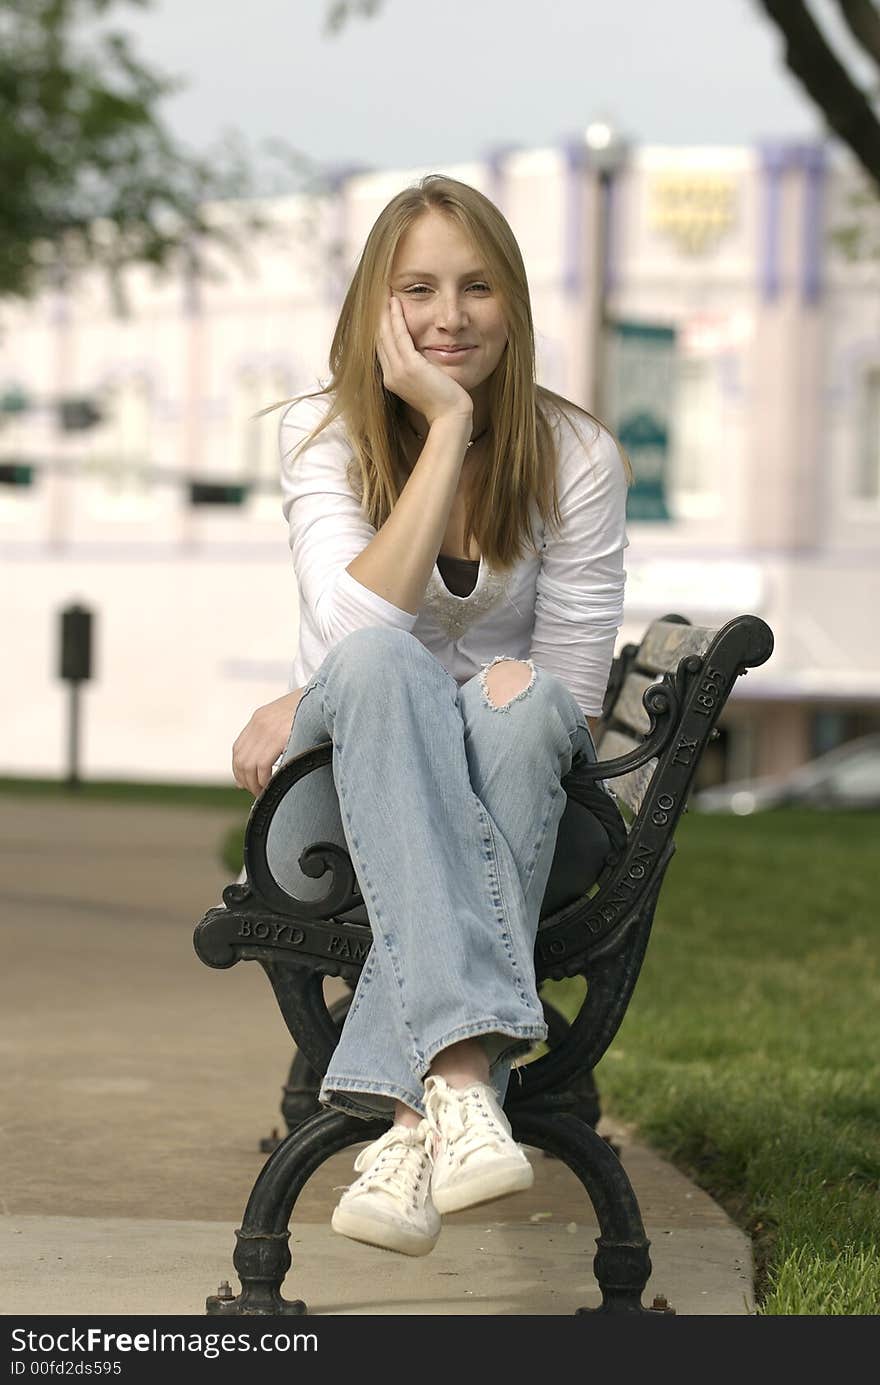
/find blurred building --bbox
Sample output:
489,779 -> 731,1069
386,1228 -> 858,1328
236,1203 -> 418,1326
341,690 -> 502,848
1,138 -> 879,786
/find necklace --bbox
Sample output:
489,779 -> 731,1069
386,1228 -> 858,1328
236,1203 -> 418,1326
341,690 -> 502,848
402,413 -> 490,449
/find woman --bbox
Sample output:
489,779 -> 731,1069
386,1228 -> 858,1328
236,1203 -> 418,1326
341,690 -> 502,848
232,174 -> 630,1258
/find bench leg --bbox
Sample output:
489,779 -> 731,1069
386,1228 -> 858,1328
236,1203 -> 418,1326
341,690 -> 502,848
209,1104 -> 651,1315
256,1048 -> 324,1154
258,993 -> 356,1154
206,1110 -> 387,1316
541,999 -> 602,1130
510,1107 -> 653,1314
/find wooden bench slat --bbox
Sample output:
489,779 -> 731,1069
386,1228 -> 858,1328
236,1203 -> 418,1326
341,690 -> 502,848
608,670 -> 658,737
636,618 -> 720,674
592,728 -> 658,817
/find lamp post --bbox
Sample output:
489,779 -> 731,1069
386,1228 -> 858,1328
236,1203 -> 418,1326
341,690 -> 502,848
58,603 -> 94,789
583,118 -> 628,419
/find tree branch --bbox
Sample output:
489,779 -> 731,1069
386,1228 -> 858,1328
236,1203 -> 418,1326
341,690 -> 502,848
324,0 -> 384,36
757,0 -> 880,190
838,0 -> 880,69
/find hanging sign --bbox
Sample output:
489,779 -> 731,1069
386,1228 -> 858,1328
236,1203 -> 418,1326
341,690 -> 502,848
606,321 -> 676,522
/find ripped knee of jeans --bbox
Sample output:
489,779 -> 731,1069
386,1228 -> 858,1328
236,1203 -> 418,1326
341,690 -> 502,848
478,656 -> 537,712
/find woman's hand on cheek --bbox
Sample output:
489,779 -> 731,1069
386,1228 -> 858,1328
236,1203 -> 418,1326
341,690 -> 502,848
376,293 -> 473,427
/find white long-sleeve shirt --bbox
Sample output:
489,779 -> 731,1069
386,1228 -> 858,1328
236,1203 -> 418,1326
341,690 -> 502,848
279,394 -> 628,719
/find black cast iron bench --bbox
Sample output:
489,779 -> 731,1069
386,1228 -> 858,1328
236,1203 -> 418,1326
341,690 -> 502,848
193,611 -> 773,1316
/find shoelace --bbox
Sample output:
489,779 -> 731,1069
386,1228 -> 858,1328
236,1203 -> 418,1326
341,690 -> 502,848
347,1125 -> 432,1206
424,1085 -> 509,1169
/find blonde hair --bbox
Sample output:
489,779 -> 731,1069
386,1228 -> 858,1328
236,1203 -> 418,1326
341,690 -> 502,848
262,173 -> 630,569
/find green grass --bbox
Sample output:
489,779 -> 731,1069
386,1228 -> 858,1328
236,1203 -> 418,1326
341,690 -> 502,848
544,809 -> 880,1315
0,775 -> 245,809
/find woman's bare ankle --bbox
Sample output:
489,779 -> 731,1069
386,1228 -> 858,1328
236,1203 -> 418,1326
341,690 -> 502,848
393,1101 -> 423,1128
428,1037 -> 490,1090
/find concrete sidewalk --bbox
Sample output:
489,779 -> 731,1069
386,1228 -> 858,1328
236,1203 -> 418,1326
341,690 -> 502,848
0,796 -> 753,1316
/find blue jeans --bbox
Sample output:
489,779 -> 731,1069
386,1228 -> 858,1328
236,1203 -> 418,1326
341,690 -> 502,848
265,626 -> 607,1122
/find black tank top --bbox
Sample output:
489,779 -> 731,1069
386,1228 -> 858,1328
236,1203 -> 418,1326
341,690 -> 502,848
435,553 -> 480,598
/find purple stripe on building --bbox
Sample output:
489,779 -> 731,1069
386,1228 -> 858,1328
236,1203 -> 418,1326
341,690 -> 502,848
321,163 -> 372,306
718,352 -> 745,401
321,162 -> 372,195
562,138 -> 589,297
483,144 -> 520,212
602,162 -> 622,298
181,236 -> 202,317
758,142 -> 789,303
797,142 -> 827,305
48,260 -> 70,329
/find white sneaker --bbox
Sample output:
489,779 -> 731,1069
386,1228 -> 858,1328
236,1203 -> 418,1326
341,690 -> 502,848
424,1075 -> 534,1215
330,1120 -> 440,1256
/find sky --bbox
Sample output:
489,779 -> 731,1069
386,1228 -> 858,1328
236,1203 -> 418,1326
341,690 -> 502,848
85,0 -> 875,194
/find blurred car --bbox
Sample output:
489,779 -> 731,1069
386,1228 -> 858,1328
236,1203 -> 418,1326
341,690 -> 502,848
691,734 -> 880,814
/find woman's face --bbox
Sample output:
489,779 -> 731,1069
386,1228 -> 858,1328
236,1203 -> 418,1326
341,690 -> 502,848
388,210 -> 508,399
